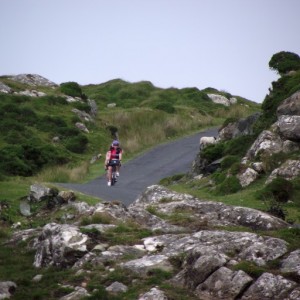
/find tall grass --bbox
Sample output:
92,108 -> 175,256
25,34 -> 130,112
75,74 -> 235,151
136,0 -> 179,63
213,104 -> 258,119
103,108 -> 218,155
34,161 -> 90,183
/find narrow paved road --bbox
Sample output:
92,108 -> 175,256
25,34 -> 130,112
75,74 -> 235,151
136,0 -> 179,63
60,127 -> 218,206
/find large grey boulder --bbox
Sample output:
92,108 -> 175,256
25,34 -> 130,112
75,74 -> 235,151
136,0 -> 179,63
266,159 -> 300,183
9,74 -> 57,87
277,90 -> 300,116
195,267 -> 253,300
207,94 -> 236,106
75,122 -> 89,133
0,281 -> 17,299
280,249 -> 300,276
246,130 -> 284,159
33,223 -> 89,268
29,184 -> 56,202
138,287 -> 168,300
241,272 -> 298,300
218,112 -> 261,141
71,108 -> 93,122
121,254 -> 173,275
106,281 -> 128,294
0,82 -> 12,93
59,287 -> 90,300
87,99 -> 97,117
237,167 -> 259,187
277,115 -> 300,141
172,252 -> 228,289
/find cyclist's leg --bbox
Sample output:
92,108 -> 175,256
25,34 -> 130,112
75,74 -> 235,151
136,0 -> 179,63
116,162 -> 121,176
107,166 -> 112,182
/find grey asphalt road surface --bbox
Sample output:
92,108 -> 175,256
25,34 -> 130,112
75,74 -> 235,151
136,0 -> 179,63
59,127 -> 218,206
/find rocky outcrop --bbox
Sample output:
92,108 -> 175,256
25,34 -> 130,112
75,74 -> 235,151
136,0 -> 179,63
0,281 -> 17,299
195,267 -> 253,300
237,167 -> 259,187
277,115 -> 300,141
18,90 -> 47,97
138,287 -> 168,300
71,108 -> 94,123
9,74 -> 57,87
218,112 -> 261,141
106,281 -> 128,294
277,90 -> 300,116
241,272 -> 298,300
207,94 -> 237,106
246,130 -> 284,160
280,249 -> 300,276
33,223 -> 89,268
266,159 -> 300,183
8,183 -> 299,299
59,287 -> 90,300
0,82 -> 12,94
75,122 -> 89,133
130,185 -> 289,230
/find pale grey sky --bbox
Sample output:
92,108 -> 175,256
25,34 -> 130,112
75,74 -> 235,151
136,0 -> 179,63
1,0 -> 299,103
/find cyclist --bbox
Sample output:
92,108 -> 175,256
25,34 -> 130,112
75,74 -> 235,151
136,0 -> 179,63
104,140 -> 123,186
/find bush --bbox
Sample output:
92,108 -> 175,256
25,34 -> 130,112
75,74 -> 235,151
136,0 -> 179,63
269,51 -> 300,75
216,176 -> 242,195
154,102 -> 176,114
221,117 -> 239,130
60,82 -> 82,98
39,116 -> 67,132
72,101 -> 90,113
65,134 -> 89,153
257,177 -> 294,203
223,135 -> 256,157
43,95 -> 68,105
0,119 -> 25,133
201,142 -> 225,163
56,127 -> 81,138
0,142 -> 69,177
221,155 -> 240,170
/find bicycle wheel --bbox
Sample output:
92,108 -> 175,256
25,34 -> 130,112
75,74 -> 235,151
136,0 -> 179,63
111,166 -> 116,186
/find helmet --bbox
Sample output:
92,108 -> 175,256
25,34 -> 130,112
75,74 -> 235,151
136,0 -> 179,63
112,140 -> 119,146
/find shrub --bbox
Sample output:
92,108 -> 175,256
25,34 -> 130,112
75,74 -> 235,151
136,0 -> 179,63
56,127 -> 81,138
211,170 -> 227,185
65,134 -> 89,153
220,117 -> 239,130
201,142 -> 225,163
0,142 -> 69,177
223,135 -> 256,157
260,152 -> 289,173
60,81 -> 83,98
72,101 -> 90,113
0,145 -> 33,176
154,102 -> 175,114
39,116 -> 67,132
0,119 -> 25,133
44,95 -> 68,105
263,197 -> 287,220
106,125 -> 118,139
221,155 -> 240,170
232,261 -> 265,279
216,176 -> 242,195
269,51 -> 300,75
257,177 -> 294,203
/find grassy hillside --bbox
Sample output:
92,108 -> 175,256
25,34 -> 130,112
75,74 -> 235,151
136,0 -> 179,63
0,76 -> 259,183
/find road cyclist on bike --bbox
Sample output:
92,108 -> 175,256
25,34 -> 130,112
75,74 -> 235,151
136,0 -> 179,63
104,140 -> 123,186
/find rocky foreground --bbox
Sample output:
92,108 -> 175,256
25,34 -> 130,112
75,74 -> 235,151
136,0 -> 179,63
2,184 -> 300,299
